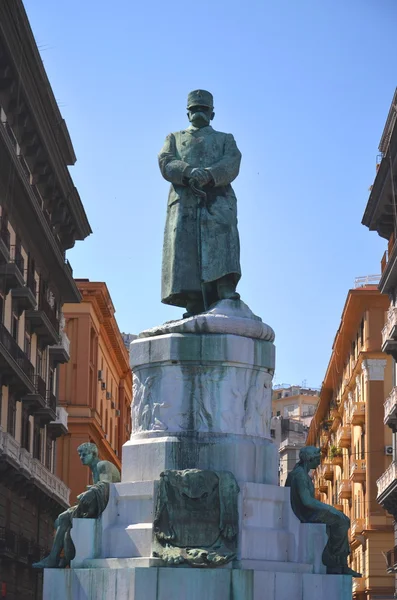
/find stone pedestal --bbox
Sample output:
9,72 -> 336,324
43,301 -> 352,599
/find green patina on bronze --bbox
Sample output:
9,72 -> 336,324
285,446 -> 362,577
152,469 -> 240,567
32,442 -> 120,569
159,90 -> 242,316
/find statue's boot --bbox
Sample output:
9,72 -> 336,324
183,295 -> 205,318
32,554 -> 59,569
217,277 -> 240,301
341,565 -> 362,577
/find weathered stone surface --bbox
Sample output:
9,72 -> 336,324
139,300 -> 275,341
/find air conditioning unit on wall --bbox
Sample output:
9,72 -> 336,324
385,445 -> 393,456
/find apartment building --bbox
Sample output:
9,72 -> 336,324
362,88 -> 397,596
0,2 -> 91,598
308,282 -> 394,599
271,384 -> 319,485
56,280 -> 132,504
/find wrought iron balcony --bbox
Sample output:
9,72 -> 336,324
382,306 -> 397,355
377,461 -> 397,499
384,387 -> 397,428
0,428 -> 69,507
12,272 -> 37,313
351,402 -> 365,426
0,244 -> 25,293
26,292 -> 59,346
49,330 -> 70,365
21,374 -> 46,412
0,321 -> 34,392
47,406 -> 68,438
35,390 -> 56,424
350,458 -> 366,483
336,426 -> 351,449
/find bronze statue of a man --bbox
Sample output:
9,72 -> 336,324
33,442 -> 120,569
159,90 -> 242,317
285,446 -> 361,577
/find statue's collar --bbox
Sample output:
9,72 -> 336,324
185,125 -> 214,135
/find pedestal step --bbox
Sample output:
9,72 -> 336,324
43,567 -> 353,600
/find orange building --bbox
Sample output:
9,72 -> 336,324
307,281 -> 394,599
56,280 -> 132,504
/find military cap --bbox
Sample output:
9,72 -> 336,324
187,89 -> 214,109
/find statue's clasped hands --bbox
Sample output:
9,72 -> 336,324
190,168 -> 212,187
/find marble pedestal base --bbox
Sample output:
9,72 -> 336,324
44,566 -> 352,600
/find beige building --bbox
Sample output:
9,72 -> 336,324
308,282 -> 394,599
271,384 -> 319,485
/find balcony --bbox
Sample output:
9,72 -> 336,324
351,517 -> 366,548
382,306 -> 397,356
21,374 -> 46,412
332,502 -> 343,512
323,462 -> 334,481
318,478 -> 328,494
12,274 -> 37,313
26,293 -> 59,346
350,458 -> 366,483
331,454 -> 343,468
338,480 -> 352,500
0,245 -> 25,293
35,390 -> 56,424
0,321 -> 34,392
384,387 -> 397,428
386,545 -> 397,573
0,527 -> 17,558
336,426 -> 351,449
0,428 -> 69,507
49,330 -> 70,365
351,402 -> 366,426
47,406 -> 68,438
377,461 -> 397,500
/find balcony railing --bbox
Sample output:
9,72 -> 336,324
46,391 -> 56,413
336,426 -> 351,449
0,321 -> 34,382
382,306 -> 397,348
350,458 -> 366,483
384,387 -> 397,426
338,480 -> 352,500
38,293 -> 59,334
0,220 -> 10,250
351,402 -> 365,426
323,462 -> 334,481
386,545 -> 397,572
9,244 -> 25,276
377,461 -> 397,498
0,428 -> 69,506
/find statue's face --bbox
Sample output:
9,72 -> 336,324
307,451 -> 321,470
78,446 -> 96,466
188,105 -> 213,128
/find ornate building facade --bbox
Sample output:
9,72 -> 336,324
0,1 -> 91,598
56,280 -> 132,504
362,87 -> 397,594
307,283 -> 395,600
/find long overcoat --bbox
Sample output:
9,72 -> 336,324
159,125 -> 242,308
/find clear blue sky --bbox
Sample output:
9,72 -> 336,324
24,0 -> 396,388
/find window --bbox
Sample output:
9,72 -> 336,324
37,349 -> 43,377
24,331 -> 31,360
270,429 -> 275,439
0,294 -> 4,323
7,394 -> 16,437
276,411 -> 281,417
